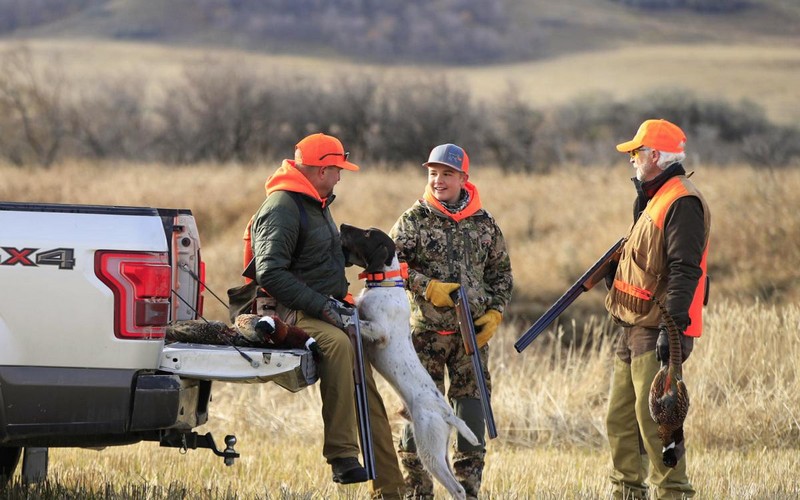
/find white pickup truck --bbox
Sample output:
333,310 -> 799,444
0,201 -> 316,483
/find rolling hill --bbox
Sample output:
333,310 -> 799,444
0,0 -> 798,160
1,0 -> 798,64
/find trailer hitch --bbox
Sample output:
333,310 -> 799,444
160,431 -> 239,466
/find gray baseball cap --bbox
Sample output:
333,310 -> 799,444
422,143 -> 469,173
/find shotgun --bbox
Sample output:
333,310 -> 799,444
453,286 -> 498,439
343,306 -> 376,480
514,238 -> 625,353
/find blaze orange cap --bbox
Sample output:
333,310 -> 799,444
295,133 -> 360,171
616,119 -> 686,153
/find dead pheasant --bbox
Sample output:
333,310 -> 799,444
166,320 -> 239,344
648,296 -> 690,468
166,315 -> 320,361
234,314 -> 321,361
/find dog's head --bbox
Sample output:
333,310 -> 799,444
340,223 -> 396,273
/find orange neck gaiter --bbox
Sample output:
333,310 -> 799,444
422,181 -> 482,222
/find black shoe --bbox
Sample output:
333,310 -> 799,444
330,456 -> 368,484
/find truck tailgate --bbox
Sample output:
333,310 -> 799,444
159,343 -> 317,392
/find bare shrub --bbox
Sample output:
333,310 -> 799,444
543,92 -> 628,166
742,128 -> 800,167
1,49 -> 799,169
257,74 -> 383,159
484,86 -> 546,172
152,59 -> 267,163
0,46 -> 69,167
365,77 -> 484,165
544,88 -> 798,167
70,78 -> 149,160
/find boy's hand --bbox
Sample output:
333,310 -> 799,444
475,309 -> 502,347
425,280 -> 460,308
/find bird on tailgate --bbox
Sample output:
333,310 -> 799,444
166,315 -> 320,361
234,314 -> 321,361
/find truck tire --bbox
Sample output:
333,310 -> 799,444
0,446 -> 21,484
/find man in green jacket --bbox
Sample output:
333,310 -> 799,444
251,133 -> 405,498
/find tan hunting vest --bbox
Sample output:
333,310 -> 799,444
606,175 -> 710,337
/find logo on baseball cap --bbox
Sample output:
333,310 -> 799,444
295,133 -> 360,171
422,143 -> 469,174
616,119 -> 686,154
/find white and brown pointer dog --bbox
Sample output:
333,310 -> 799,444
340,223 -> 479,500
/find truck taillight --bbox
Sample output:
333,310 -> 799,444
95,251 -> 171,339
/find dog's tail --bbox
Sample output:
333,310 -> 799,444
447,414 -> 480,446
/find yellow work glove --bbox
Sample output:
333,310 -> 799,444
474,309 -> 502,348
424,280 -> 460,308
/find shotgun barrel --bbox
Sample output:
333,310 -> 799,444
345,308 -> 376,480
514,238 -> 624,353
453,286 -> 498,439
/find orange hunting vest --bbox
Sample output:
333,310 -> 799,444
242,216 -> 256,284
606,175 -> 710,337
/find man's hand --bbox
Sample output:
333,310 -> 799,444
604,260 -> 618,291
320,298 -> 355,330
425,280 -> 460,308
656,328 -> 670,364
474,309 -> 502,348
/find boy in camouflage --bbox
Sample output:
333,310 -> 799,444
389,144 -> 513,499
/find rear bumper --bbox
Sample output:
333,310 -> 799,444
0,367 -> 209,447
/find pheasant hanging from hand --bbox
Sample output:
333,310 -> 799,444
648,296 -> 690,468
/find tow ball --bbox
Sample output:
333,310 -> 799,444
160,431 -> 240,466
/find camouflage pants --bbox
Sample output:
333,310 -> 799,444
399,328 -> 490,499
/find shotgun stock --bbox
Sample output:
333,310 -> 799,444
344,307 -> 376,480
514,238 -> 624,353
453,287 -> 498,439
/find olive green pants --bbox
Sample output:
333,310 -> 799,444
297,313 -> 405,498
606,350 -> 695,499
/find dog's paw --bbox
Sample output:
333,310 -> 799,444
374,333 -> 390,348
359,320 -> 388,346
396,405 -> 411,421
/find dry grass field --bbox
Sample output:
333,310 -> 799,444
2,160 -> 799,498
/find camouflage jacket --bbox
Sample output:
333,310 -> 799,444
389,199 -> 513,332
